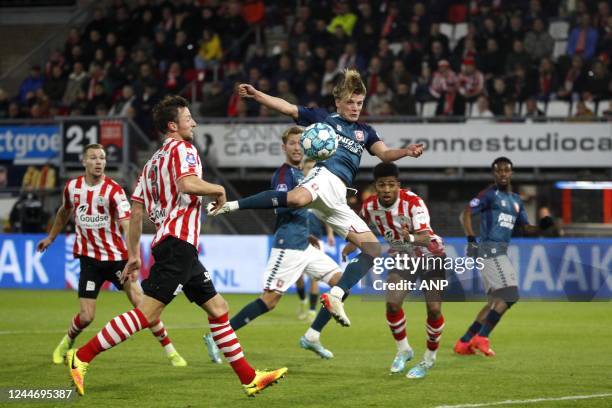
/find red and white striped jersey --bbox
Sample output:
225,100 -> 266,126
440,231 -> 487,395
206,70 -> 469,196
63,176 -> 130,261
132,137 -> 203,249
360,189 -> 440,255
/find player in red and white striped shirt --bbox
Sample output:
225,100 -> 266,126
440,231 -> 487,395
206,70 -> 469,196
38,143 -> 186,368
343,163 -> 446,379
66,96 -> 287,397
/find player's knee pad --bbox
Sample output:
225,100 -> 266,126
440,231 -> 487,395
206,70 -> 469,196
492,286 -> 520,306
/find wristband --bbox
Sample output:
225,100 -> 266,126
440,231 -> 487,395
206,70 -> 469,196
467,236 -> 476,243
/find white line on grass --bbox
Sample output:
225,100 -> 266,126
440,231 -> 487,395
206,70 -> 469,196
435,393 -> 612,408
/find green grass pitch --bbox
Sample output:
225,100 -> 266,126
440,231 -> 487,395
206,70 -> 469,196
1,290 -> 611,407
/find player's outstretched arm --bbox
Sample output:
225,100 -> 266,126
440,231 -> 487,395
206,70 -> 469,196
238,83 -> 299,120
121,201 -> 143,283
178,175 -> 226,200
370,141 -> 424,163
36,206 -> 70,252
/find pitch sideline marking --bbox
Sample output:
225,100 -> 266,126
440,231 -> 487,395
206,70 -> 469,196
435,393 -> 612,408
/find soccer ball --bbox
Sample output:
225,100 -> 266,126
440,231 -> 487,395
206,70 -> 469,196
300,123 -> 338,161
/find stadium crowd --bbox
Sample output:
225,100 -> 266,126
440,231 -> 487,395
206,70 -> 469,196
2,0 -> 612,139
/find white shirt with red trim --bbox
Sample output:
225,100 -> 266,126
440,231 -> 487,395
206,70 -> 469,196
132,137 -> 203,249
360,189 -> 441,256
63,175 -> 130,261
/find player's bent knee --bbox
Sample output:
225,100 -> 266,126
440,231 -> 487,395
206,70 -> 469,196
386,302 -> 402,313
492,286 -> 520,307
287,188 -> 312,208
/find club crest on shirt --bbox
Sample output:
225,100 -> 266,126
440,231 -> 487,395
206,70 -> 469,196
276,183 -> 288,192
185,153 -> 197,165
336,125 -> 342,132
513,202 -> 520,213
97,196 -> 105,206
354,130 -> 364,141
469,198 -> 480,207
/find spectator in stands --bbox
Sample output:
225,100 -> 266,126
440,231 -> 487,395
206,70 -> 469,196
366,81 -> 393,115
509,65 -> 536,103
299,79 -> 321,107
107,45 -> 132,88
220,1 -> 249,62
327,0 -> 357,36
365,56 -> 383,95
169,31 -> 196,70
63,62 -> 88,106
199,82 -> 229,117
414,63 -> 434,102
82,30 -> 105,65
135,8 -> 156,41
387,60 -> 412,92
524,97 -> 545,120
391,82 -> 417,116
109,84 -> 136,117
289,20 -> 309,52
380,2 -> 402,41
85,82 -> 111,115
153,31 -> 172,73
84,8 -> 108,38
583,59 -> 611,101
571,100 -> 595,121
524,18 -> 555,62
353,3 -> 379,60
64,27 -> 81,59
488,77 -> 510,115
426,40 -> 448,72
504,14 -> 525,46
43,65 -> 67,103
194,29 -> 222,71
337,42 -> 366,72
535,57 -> 557,101
505,40 -> 532,74
454,22 -> 478,60
556,55 -> 587,101
157,6 -> 176,38
275,54 -> 294,85
398,40 -> 423,76
479,38 -> 505,78
320,58 -> 339,96
374,38 -> 396,75
276,79 -> 299,106
427,23 -> 450,56
568,14 -> 599,60
458,57 -> 485,105
406,22 -> 426,54
292,59 -> 311,97
8,102 -> 25,119
478,17 -> 502,51
311,45 -> 328,76
311,19 -> 334,50
163,62 -> 186,93
597,15 -> 612,53
18,65 -> 44,103
134,79 -> 161,140
471,95 -> 494,118
498,101 -> 523,122
246,45 -> 273,77
430,60 -> 461,116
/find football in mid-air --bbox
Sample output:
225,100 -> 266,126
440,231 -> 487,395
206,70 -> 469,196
300,122 -> 338,161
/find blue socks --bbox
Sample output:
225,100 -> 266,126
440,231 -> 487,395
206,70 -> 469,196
238,190 -> 287,209
337,253 -> 375,292
309,293 -> 318,311
478,310 -> 502,337
230,298 -> 269,331
296,286 -> 306,301
311,308 -> 332,332
460,321 -> 483,342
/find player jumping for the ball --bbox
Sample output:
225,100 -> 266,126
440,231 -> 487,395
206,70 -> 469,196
204,126 -> 342,362
208,69 -> 424,328
38,143 -> 186,368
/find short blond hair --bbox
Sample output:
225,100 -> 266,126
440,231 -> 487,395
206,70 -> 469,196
282,126 -> 302,144
333,68 -> 366,101
83,143 -> 105,155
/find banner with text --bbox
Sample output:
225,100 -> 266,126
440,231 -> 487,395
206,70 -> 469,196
199,122 -> 612,168
0,234 -> 609,299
